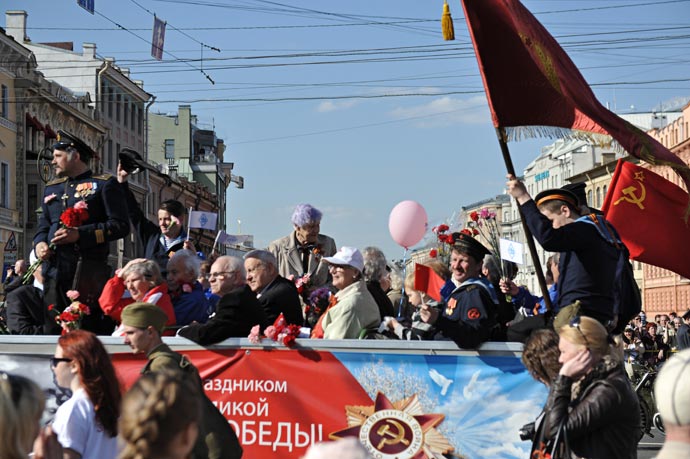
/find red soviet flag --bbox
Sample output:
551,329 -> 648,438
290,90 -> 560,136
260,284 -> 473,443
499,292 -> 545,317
414,263 -> 446,302
460,0 -> 690,191
602,160 -> 690,279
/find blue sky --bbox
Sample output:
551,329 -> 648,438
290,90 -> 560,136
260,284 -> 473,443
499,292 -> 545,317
6,0 -> 690,260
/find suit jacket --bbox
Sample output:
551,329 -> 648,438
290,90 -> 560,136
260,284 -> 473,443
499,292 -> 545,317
267,232 -> 336,290
178,285 -> 267,346
6,285 -> 61,335
257,276 -> 304,326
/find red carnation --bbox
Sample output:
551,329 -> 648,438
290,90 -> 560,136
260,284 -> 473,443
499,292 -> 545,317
429,249 -> 438,258
461,228 -> 473,236
60,206 -> 89,227
470,211 -> 479,222
472,228 -> 479,236
437,224 -> 449,232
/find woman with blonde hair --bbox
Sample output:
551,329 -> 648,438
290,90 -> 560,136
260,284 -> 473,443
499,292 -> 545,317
540,316 -> 639,459
119,372 -> 201,459
0,372 -> 45,459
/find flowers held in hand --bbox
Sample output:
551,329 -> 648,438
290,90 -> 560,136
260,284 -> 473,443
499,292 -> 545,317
431,223 -> 454,265
44,193 -> 58,204
66,290 -> 80,301
55,300 -> 90,335
60,200 -> 89,228
247,313 -> 301,347
467,207 -> 505,278
287,273 -> 311,294
304,287 -> 332,328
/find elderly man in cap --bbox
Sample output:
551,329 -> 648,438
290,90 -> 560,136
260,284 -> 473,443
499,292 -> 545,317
267,204 -> 337,302
178,256 -> 267,345
34,130 -> 129,334
419,233 -> 499,349
120,303 -> 243,459
244,250 -> 303,326
507,175 -> 620,329
653,348 -> 690,459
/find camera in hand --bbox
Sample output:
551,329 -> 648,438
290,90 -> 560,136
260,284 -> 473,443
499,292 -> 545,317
519,421 -> 536,441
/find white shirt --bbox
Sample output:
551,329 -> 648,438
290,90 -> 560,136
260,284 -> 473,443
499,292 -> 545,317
52,388 -> 118,459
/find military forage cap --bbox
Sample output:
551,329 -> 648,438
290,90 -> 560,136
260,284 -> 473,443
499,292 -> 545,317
451,231 -> 490,261
534,187 -> 579,209
121,302 -> 168,333
53,130 -> 97,161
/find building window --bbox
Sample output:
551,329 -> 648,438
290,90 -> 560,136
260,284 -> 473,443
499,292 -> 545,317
108,87 -> 114,118
138,107 -> 143,134
165,139 -> 175,159
1,162 -> 9,208
587,190 -> 593,207
596,187 -> 602,208
28,184 -> 38,224
602,185 -> 608,202
116,93 -> 121,122
108,140 -> 114,171
1,85 -> 8,119
123,97 -> 128,126
131,104 -> 136,130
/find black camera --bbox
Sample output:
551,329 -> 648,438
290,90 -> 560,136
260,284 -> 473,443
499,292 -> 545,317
519,422 -> 536,441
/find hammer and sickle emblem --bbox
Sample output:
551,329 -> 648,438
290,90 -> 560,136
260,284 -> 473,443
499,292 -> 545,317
376,420 -> 410,449
614,182 -> 646,210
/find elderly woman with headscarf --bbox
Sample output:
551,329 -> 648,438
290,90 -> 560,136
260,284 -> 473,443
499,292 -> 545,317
267,204 -> 336,302
311,247 -> 380,339
99,258 -> 176,332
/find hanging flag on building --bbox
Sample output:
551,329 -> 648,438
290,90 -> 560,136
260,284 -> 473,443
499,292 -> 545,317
77,0 -> 95,14
460,0 -> 690,194
188,210 -> 218,231
602,160 -> 690,279
151,15 -> 166,61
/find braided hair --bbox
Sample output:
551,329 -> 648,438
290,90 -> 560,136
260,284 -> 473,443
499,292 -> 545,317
119,372 -> 202,459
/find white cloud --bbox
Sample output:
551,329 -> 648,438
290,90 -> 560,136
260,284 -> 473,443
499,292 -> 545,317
437,371 -> 547,459
388,96 -> 490,127
316,100 -> 357,112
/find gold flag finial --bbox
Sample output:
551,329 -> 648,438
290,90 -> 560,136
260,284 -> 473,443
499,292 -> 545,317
442,0 -> 455,41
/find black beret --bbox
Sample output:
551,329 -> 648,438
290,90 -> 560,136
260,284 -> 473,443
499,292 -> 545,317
53,130 -> 97,161
451,231 -> 490,261
534,188 -> 579,209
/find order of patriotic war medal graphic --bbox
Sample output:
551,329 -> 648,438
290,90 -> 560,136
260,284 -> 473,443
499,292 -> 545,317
330,392 -> 454,459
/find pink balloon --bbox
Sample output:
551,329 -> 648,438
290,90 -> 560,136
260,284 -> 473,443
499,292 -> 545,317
388,200 -> 428,249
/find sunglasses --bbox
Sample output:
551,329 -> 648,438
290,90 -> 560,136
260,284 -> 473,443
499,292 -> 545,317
569,316 -> 591,349
50,357 -> 72,368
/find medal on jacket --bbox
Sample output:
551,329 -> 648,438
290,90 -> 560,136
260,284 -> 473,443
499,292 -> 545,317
445,297 -> 457,316
75,182 -> 97,198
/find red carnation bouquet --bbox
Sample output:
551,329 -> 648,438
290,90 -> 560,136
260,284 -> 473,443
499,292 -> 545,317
23,201 -> 89,285
430,223 -> 454,266
50,289 -> 90,335
248,313 -> 301,347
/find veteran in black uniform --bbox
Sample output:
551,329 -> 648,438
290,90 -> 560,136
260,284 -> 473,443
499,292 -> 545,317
33,130 -> 130,334
419,232 -> 500,349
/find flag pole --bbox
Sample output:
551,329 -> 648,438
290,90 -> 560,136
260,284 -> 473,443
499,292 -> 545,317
496,127 -> 553,311
187,207 -> 192,240
212,231 -> 222,254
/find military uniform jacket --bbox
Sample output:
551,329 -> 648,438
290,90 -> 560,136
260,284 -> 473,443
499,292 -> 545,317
34,170 -> 130,263
433,278 -> 498,349
520,200 -> 617,321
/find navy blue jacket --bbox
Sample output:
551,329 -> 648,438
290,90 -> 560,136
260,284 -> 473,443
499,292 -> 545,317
520,200 -> 617,321
123,182 -> 185,276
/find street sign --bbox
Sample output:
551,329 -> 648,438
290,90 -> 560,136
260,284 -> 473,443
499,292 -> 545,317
3,232 -> 18,266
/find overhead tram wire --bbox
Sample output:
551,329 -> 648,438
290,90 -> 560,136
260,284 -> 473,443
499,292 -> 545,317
92,8 -> 216,84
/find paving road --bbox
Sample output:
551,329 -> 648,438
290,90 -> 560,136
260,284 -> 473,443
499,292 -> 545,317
638,429 -> 664,459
